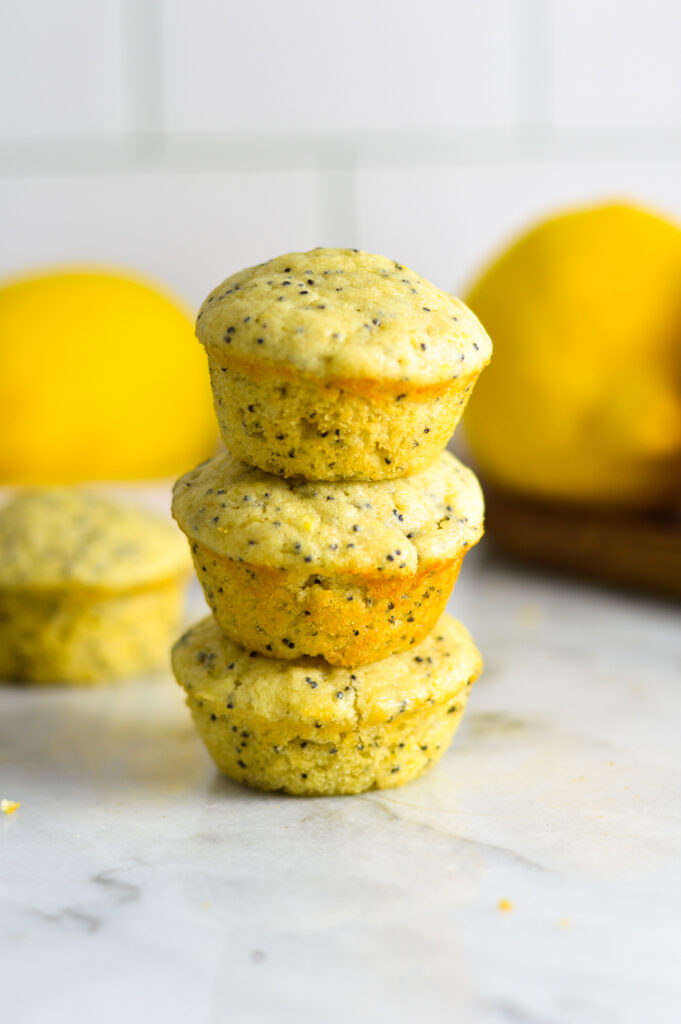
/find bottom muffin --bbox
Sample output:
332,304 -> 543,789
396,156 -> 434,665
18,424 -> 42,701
171,613 -> 482,796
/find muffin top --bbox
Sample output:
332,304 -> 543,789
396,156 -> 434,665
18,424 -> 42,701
173,613 -> 481,727
172,449 -> 483,576
0,489 -> 190,590
195,248 -> 492,385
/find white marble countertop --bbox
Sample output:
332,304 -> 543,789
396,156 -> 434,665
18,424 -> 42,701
2,549 -> 680,1024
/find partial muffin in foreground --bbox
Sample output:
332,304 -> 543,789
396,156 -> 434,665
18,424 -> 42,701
0,489 -> 190,683
172,612 -> 482,796
196,248 -> 491,481
172,450 -> 483,666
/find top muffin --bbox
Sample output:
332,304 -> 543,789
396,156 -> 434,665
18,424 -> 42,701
196,249 -> 492,481
197,248 -> 491,385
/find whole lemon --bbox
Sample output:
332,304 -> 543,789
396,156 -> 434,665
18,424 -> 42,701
0,267 -> 217,482
464,202 -> 681,509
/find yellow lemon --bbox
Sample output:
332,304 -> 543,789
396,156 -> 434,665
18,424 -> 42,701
464,202 -> 681,509
0,267 -> 217,482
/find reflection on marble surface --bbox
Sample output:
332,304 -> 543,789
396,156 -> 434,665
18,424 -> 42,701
2,549 -> 680,1024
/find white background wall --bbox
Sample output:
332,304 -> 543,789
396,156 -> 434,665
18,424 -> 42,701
1,0 -> 681,308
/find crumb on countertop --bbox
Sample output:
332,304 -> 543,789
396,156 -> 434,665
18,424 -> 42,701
1,799 -> 20,815
497,899 -> 513,913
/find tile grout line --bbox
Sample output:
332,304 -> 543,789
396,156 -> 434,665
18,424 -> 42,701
122,0 -> 166,159
315,144 -> 358,246
3,130 -> 681,178
512,0 -> 554,153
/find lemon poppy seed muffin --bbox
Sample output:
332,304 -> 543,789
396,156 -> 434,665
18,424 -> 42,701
172,612 -> 481,796
196,248 -> 491,480
172,449 -> 483,666
0,489 -> 191,683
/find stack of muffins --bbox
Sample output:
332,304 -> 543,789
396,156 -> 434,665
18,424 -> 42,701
171,249 -> 492,795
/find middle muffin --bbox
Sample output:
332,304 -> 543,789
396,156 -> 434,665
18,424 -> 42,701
173,449 -> 483,666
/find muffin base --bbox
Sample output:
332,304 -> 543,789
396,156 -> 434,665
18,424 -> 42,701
0,580 -> 185,683
191,541 -> 463,665
207,355 -> 480,480
172,612 -> 482,796
188,691 -> 470,795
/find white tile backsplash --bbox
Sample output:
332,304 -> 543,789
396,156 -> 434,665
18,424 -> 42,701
1,0 -> 680,298
160,0 -> 517,136
551,0 -> 681,129
0,0 -> 128,139
0,170 -> 320,307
